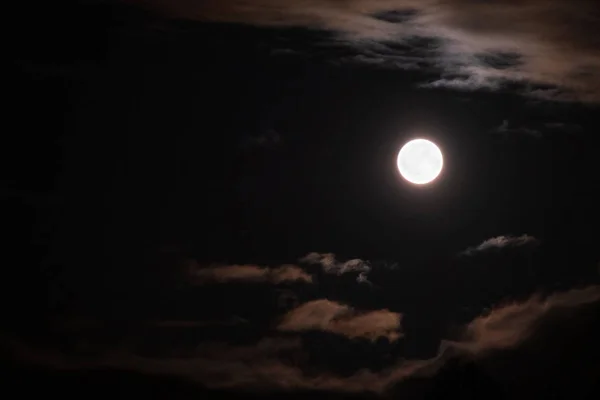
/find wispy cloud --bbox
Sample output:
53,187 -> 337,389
277,299 -> 402,341
461,234 -> 539,255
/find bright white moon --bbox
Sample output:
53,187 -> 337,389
397,139 -> 443,185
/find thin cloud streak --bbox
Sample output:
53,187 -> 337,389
461,234 -> 539,255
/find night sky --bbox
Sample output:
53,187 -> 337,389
3,1 -> 600,399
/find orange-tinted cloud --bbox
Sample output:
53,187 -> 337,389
450,285 -> 600,354
277,299 -> 402,341
189,263 -> 313,284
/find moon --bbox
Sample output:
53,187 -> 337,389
397,139 -> 443,185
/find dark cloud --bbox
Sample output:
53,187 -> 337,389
4,285 -> 598,395
461,234 -> 539,255
490,120 -> 585,138
277,299 -> 402,341
240,130 -> 282,150
543,122 -> 583,133
372,9 -> 419,24
188,262 -> 313,284
128,0 -> 600,102
151,317 -> 248,327
275,289 -> 300,311
1,333 -> 437,393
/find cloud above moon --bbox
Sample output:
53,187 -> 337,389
127,0 -> 600,102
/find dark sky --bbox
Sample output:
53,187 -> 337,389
3,1 -> 600,399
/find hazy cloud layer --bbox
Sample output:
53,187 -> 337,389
462,234 -> 539,255
129,0 -> 600,102
189,263 -> 313,284
278,299 -> 402,341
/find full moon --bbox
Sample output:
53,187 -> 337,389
397,139 -> 443,185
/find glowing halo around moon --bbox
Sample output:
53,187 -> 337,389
397,139 -> 443,185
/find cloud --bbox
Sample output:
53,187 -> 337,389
492,120 -> 584,138
420,74 -> 501,91
461,234 -> 539,255
443,285 -> 600,397
543,122 -> 583,133
189,263 -> 313,284
277,299 -> 402,341
129,0 -> 600,102
356,271 -> 372,285
2,333 -> 438,393
299,252 -> 372,284
3,285 -> 599,395
120,339 -> 442,393
451,285 -> 600,355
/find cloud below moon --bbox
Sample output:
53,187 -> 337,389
4,285 -> 599,394
188,262 -> 313,284
461,234 -> 540,255
277,299 -> 402,341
